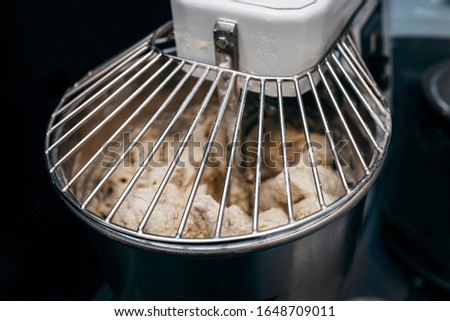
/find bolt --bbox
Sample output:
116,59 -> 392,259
216,36 -> 229,50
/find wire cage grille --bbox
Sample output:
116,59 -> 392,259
45,22 -> 391,245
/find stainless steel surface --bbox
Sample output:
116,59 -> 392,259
216,76 -> 249,236
214,20 -> 239,71
276,80 -> 296,222
78,196 -> 366,300
252,79 -> 266,232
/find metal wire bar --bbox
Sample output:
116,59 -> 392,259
322,63 -> 370,174
153,34 -> 174,47
103,64 -> 204,222
162,47 -> 177,55
300,75 -> 326,209
81,61 -> 187,209
326,58 -> 382,154
337,43 -> 389,118
61,37 -> 151,103
176,74 -> 237,238
47,52 -> 161,151
277,80 -> 295,221
50,58 -> 172,173
215,76 -> 250,237
139,70 -> 222,234
339,38 -> 383,101
151,21 -> 174,45
312,70 -> 350,194
50,49 -> 155,125
331,53 -> 387,133
62,59 -> 174,190
252,80 -> 265,232
344,34 -> 382,98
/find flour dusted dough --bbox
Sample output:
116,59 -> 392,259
88,103 -> 344,238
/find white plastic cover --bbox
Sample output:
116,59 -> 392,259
171,0 -> 363,77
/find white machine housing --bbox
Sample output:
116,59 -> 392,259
171,0 -> 363,77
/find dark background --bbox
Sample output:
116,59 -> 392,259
3,0 -> 172,300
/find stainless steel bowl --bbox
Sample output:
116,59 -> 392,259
46,19 -> 391,300
65,189 -> 366,300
